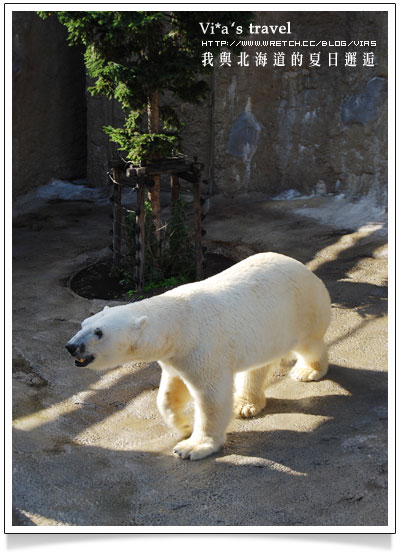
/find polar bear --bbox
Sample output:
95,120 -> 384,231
66,252 -> 331,460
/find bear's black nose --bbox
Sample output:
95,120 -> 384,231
65,343 -> 77,356
66,342 -> 85,356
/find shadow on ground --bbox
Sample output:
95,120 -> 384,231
12,192 -> 388,527
12,364 -> 387,527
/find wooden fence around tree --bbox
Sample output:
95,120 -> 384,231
109,157 -> 205,292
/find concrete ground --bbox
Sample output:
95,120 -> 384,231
11,185 -> 388,527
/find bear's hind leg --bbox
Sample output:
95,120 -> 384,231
291,338 -> 329,382
233,365 -> 271,418
157,371 -> 192,438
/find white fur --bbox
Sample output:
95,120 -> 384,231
67,252 -> 331,460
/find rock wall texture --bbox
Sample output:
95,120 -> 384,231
87,11 -> 387,202
12,12 -> 87,198
211,11 -> 388,201
12,11 -> 387,205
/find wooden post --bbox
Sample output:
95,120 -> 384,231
170,174 -> 180,206
148,175 -> 161,245
125,158 -> 205,286
135,170 -> 146,292
112,168 -> 122,271
192,168 -> 203,280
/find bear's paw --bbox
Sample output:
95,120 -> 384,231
173,436 -> 222,460
234,396 -> 266,418
290,366 -> 327,382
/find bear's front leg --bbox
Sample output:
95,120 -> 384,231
173,371 -> 233,461
157,370 -> 192,438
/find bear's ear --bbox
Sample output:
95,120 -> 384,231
103,305 -> 110,311
133,316 -> 148,330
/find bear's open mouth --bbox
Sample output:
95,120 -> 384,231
74,355 -> 95,367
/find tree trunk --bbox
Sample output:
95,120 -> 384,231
170,174 -> 180,206
147,90 -> 161,245
147,90 -> 160,134
136,171 -> 146,292
112,168 -> 122,271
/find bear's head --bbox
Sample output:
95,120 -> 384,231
65,305 -> 148,371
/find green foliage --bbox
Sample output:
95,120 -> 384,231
102,105 -> 181,163
166,198 -> 194,278
103,125 -> 178,163
38,10 -> 253,108
38,10 -> 253,289
121,198 -> 195,294
159,105 -> 183,132
37,10 -> 254,161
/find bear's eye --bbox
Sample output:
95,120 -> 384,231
94,328 -> 103,339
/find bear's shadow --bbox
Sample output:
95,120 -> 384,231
13,364 -> 388,526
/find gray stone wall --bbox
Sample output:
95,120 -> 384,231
12,12 -> 87,198
13,11 -> 387,205
211,11 -> 388,201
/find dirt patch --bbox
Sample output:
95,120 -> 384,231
69,252 -> 236,301
12,352 -> 48,388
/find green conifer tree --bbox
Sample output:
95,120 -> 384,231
38,11 -> 253,162
38,10 -> 253,288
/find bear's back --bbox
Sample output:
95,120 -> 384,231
161,252 -> 330,333
165,252 -> 321,297
157,252 -> 330,371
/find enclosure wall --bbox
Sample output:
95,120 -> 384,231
211,11 -> 388,201
12,12 -> 87,198
12,11 -> 387,205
